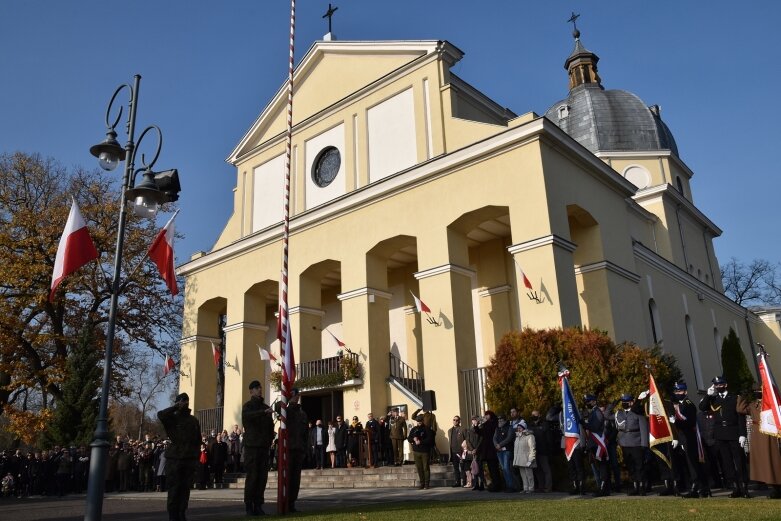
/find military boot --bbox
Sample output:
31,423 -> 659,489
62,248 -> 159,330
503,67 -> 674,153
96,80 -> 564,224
658,480 -> 675,496
627,481 -> 640,496
593,481 -> 609,497
569,481 -> 579,495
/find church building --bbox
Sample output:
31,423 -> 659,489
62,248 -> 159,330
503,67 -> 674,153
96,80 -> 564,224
176,28 -> 781,450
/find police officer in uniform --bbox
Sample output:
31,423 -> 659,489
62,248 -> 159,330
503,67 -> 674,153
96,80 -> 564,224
670,381 -> 710,498
613,393 -> 648,495
157,393 -> 201,521
241,380 -> 274,516
699,376 -> 749,498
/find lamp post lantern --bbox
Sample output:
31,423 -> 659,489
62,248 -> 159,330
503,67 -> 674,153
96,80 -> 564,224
84,74 -> 181,521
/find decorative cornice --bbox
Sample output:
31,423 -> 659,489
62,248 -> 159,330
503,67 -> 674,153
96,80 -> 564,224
574,260 -> 641,284
414,264 -> 475,280
180,117 -> 636,277
289,306 -> 326,317
477,284 -> 513,298
179,335 -> 221,345
633,242 -> 746,316
633,184 -> 722,236
337,287 -> 393,302
507,234 -> 577,255
223,322 -> 269,333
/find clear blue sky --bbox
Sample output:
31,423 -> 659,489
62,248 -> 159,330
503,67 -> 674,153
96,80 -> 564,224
2,1 -> 779,271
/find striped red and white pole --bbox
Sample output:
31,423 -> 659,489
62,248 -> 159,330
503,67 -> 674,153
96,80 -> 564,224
277,0 -> 296,515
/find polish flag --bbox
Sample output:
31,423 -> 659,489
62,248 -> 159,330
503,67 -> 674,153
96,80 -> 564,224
148,211 -> 179,296
519,266 -> 534,290
211,341 -> 221,368
49,199 -> 99,302
410,291 -> 431,314
163,354 -> 175,376
758,350 -> 781,438
258,345 -> 277,362
326,329 -> 345,348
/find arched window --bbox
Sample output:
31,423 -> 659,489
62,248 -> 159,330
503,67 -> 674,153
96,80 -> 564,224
685,315 -> 703,389
649,299 -> 662,345
676,176 -> 685,195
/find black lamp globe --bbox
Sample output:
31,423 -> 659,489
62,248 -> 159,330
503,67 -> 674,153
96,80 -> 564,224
89,129 -> 125,171
125,169 -> 168,218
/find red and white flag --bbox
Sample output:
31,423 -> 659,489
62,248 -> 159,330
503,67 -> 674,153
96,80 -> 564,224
410,291 -> 431,314
148,210 -> 179,296
258,345 -> 277,362
647,373 -> 674,467
277,304 -> 296,388
49,199 -> 99,302
326,329 -> 345,348
758,350 -> 781,438
163,354 -> 175,376
211,341 -> 221,368
589,431 -> 609,461
518,265 -> 534,290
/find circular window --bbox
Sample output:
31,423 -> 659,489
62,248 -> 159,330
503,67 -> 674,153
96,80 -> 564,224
623,165 -> 651,189
312,146 -> 341,188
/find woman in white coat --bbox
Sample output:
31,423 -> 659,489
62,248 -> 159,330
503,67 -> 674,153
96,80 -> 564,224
512,420 -> 536,493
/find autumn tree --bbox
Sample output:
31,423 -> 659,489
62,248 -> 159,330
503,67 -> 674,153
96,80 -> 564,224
485,328 -> 682,415
0,152 -> 183,442
119,350 -> 175,439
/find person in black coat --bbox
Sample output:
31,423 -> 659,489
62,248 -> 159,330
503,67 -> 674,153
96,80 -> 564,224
158,393 -> 201,521
473,411 -> 501,492
698,375 -> 749,498
333,415 -> 349,467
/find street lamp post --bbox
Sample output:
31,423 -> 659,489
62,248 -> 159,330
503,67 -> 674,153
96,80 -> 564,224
84,74 -> 180,521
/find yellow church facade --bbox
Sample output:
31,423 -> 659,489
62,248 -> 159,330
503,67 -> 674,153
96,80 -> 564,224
176,37 -> 781,450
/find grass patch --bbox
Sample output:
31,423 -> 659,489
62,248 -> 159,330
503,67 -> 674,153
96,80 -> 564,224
224,498 -> 780,521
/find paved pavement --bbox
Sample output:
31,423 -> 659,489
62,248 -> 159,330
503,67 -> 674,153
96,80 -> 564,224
0,485 -> 771,520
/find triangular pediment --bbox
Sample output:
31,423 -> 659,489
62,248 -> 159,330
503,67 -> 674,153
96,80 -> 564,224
228,40 -> 453,163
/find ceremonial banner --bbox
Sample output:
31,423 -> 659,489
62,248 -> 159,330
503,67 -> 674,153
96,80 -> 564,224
648,373 -> 674,468
558,371 -> 581,460
758,350 -> 781,438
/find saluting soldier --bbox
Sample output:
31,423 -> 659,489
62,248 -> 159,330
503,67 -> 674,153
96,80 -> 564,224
611,393 -> 648,495
157,393 -> 201,521
699,375 -> 749,498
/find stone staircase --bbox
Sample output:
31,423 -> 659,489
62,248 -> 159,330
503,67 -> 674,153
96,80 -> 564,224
224,464 -> 454,489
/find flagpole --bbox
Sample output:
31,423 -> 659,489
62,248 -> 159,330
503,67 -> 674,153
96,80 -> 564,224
277,0 -> 296,515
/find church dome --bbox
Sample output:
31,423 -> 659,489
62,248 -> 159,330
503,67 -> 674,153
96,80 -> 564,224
545,86 -> 679,156
544,30 -> 679,157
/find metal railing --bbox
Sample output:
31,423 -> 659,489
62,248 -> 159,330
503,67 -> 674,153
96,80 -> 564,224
196,406 -> 224,436
296,352 -> 360,379
388,352 -> 425,399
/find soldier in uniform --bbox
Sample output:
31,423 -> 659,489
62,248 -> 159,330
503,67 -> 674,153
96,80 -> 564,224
611,393 -> 648,495
699,376 -> 749,498
670,381 -> 710,498
241,380 -> 274,516
157,393 -> 201,521
388,408 -> 407,466
275,387 -> 308,512
408,414 -> 434,489
582,393 -> 611,496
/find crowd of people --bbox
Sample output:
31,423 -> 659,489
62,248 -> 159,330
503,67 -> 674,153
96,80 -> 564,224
442,375 -> 781,499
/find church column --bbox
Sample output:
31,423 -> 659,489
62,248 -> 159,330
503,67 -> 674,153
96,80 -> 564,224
508,234 -> 581,328
289,306 -> 326,365
179,335 -> 220,414
222,322 -> 268,430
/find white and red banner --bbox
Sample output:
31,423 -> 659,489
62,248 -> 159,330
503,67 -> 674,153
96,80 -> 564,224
589,431 -> 608,461
49,199 -> 99,301
211,341 -> 221,368
148,210 -> 179,296
258,345 -> 277,362
163,354 -> 175,376
519,266 -> 534,290
647,372 -> 674,467
410,291 -> 431,314
326,329 -> 345,348
758,350 -> 781,438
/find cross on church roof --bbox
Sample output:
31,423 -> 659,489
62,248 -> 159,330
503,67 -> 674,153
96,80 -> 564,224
567,11 -> 581,38
323,3 -> 338,34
